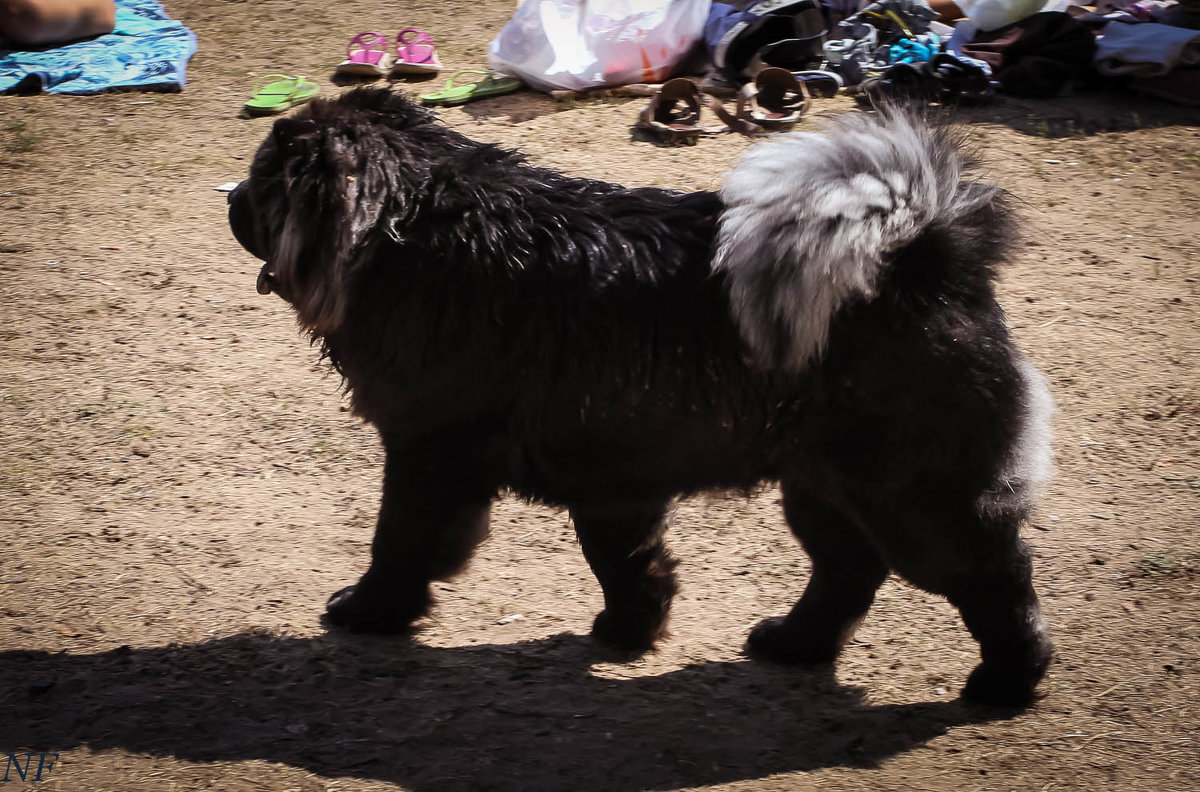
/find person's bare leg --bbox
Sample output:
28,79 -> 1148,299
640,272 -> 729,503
929,0 -> 964,23
0,0 -> 115,47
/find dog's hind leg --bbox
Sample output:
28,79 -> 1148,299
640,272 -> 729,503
865,499 -> 1052,708
747,482 -> 889,665
325,436 -> 494,634
570,499 -> 678,653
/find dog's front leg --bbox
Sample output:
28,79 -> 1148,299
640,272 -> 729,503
570,499 -> 678,653
325,436 -> 494,634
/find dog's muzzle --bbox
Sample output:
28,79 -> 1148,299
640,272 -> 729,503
228,182 -> 277,296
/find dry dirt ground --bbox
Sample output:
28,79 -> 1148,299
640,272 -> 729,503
1,1 -> 1199,789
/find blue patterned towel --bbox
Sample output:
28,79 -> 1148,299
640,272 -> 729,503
0,0 -> 197,94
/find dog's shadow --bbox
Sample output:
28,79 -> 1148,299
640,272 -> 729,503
0,632 -> 1011,790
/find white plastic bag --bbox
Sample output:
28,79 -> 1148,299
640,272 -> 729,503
488,0 -> 712,92
954,0 -> 1050,32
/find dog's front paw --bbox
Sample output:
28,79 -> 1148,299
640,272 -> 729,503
745,616 -> 841,664
324,582 -> 429,634
589,609 -> 665,654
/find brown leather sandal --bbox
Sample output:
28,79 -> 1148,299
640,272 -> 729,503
739,67 -> 810,132
703,94 -> 762,137
635,78 -> 708,146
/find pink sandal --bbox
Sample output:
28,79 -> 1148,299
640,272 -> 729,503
336,31 -> 393,77
390,28 -> 442,76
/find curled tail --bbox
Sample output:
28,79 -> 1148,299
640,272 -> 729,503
714,108 -> 1013,372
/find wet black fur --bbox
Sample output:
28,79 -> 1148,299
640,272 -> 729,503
229,88 -> 1052,706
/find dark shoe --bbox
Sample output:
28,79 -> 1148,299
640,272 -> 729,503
792,68 -> 843,97
699,67 -> 741,98
927,53 -> 995,105
853,61 -> 933,105
754,33 -> 828,72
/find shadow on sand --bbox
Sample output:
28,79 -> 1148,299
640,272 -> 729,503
0,631 -> 1016,790
947,83 -> 1200,137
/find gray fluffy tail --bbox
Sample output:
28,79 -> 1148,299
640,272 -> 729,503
714,109 -> 1002,372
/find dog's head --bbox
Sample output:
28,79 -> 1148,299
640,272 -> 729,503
229,89 -> 444,336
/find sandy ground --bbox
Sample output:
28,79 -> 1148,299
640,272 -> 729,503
1,0 -> 1198,789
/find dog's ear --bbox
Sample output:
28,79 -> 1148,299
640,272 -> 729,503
271,116 -> 318,150
270,121 -> 415,337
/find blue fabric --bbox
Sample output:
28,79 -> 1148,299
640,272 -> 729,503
0,0 -> 197,94
704,3 -> 743,56
888,32 -> 941,64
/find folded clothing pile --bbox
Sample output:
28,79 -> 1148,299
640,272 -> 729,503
703,0 -> 954,98
955,11 -> 1096,98
1087,3 -> 1200,106
823,0 -> 943,84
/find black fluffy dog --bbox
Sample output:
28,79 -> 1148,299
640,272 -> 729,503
229,88 -> 1054,706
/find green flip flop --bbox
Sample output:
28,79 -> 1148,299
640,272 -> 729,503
419,70 -> 522,107
244,74 -> 320,116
